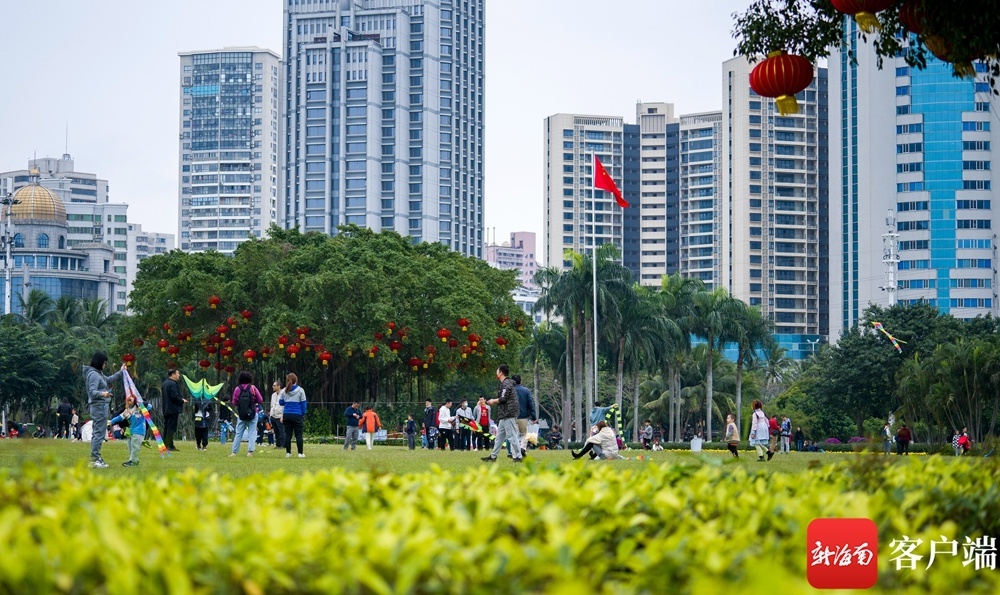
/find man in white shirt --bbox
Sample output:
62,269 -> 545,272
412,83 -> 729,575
437,399 -> 455,450
455,399 -> 473,451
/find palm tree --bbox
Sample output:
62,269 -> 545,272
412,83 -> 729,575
49,295 -> 82,330
685,286 -> 735,441
16,289 -> 55,326
728,302 -> 774,435
658,273 -> 702,442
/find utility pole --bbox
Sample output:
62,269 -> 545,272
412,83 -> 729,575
1,190 -> 22,316
880,209 -> 900,307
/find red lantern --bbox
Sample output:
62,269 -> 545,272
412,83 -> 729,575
898,1 -> 924,34
287,344 -> 301,359
457,318 -> 470,331
157,339 -> 169,352
199,359 -> 211,370
205,345 -> 218,355
122,353 -> 136,366
296,326 -> 310,340
448,338 -> 459,349
468,333 -> 480,348
132,338 -> 144,348
374,331 -> 384,341
425,345 -> 438,358
749,51 -> 814,116
495,337 -> 508,350
387,321 -> 397,332
226,316 -> 238,329
461,345 -> 471,359
389,340 -> 403,353
497,315 -> 509,327
222,347 -> 234,358
214,361 -> 224,371
167,361 -> 178,369
240,309 -> 253,321
216,324 -> 228,338
183,304 -> 195,316
318,351 -> 333,366
260,346 -> 272,359
163,322 -> 171,334
224,365 -> 235,375
223,339 -> 236,349
437,328 -> 452,343
243,349 -> 257,362
409,357 -> 421,371
208,295 -> 221,309
830,0 -> 893,33
167,345 -> 180,356
515,319 -> 525,332
147,326 -> 157,337
368,345 -> 379,358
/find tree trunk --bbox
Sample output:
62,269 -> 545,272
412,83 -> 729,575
616,337 -> 625,410
573,320 -> 585,443
705,344 -> 714,442
564,323 -> 573,442
673,365 -> 682,442
632,369 -> 640,442
533,352 -> 540,420
584,315 -> 594,419
735,352 -> 744,437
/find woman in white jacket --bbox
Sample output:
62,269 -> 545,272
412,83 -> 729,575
571,421 -> 623,460
749,399 -> 773,462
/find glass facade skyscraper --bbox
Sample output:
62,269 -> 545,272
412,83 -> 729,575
178,47 -> 281,254
282,0 -> 484,258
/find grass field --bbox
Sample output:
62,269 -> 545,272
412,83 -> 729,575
0,436 -> 870,477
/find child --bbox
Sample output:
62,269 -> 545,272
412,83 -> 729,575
193,400 -> 211,450
404,414 -> 417,450
641,420 -> 654,450
651,439 -> 664,451
724,413 -> 739,458
109,394 -> 148,467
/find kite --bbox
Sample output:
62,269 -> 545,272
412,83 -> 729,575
590,404 -> 624,436
457,414 -> 495,442
183,375 -> 234,417
122,370 -> 168,458
872,321 -> 906,353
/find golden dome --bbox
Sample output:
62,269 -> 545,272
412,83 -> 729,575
10,184 -> 67,222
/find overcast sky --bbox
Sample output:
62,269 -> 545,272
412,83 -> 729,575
0,0 -> 747,261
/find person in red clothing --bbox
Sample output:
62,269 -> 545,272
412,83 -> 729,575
896,423 -> 912,455
359,406 -> 381,451
768,415 -> 780,454
957,427 -> 972,454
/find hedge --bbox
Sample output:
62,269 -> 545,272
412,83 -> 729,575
1,456 -> 998,593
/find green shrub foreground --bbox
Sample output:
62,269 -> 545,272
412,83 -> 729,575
0,456 -> 998,594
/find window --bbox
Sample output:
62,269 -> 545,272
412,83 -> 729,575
37,233 -> 49,248
13,233 -> 24,248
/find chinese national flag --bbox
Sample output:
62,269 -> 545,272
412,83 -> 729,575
593,155 -> 629,208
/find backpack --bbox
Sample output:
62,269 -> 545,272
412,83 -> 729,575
235,384 -> 256,421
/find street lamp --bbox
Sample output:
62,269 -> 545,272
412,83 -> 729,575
807,337 -> 820,357
0,191 -> 22,316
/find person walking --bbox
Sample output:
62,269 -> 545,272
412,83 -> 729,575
344,401 -> 362,451
193,399 -> 212,451
83,352 -> 126,468
482,365 -> 522,463
512,374 -> 535,452
794,426 -> 805,452
767,415 -> 780,455
885,423 -> 895,455
161,368 -> 186,451
404,415 -> 417,450
780,415 -> 792,454
70,409 -> 79,440
456,399 -> 473,451
472,396 -> 491,450
896,423 -> 912,455
56,397 -> 73,439
280,373 -> 307,458
109,392 -> 148,467
422,399 -> 437,450
437,399 -> 455,450
749,400 -> 774,461
229,371 -> 263,458
269,381 -> 285,450
724,413 -> 739,458
360,406 -> 381,450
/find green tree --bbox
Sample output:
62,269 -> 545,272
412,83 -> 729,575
686,287 -> 736,441
727,302 -> 774,435
0,317 -> 60,420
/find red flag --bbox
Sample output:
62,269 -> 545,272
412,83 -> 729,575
593,155 -> 629,208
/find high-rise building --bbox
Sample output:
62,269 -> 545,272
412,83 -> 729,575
544,113 -> 630,270
830,29 -> 999,338
485,231 -> 538,289
178,47 -> 281,254
126,223 -> 175,311
722,57 -> 829,358
635,102 -> 679,285
282,0 -> 484,258
1,155 -> 109,205
677,111 -> 723,288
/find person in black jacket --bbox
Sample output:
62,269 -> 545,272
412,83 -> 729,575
161,368 -> 186,451
56,397 -> 73,439
422,399 -> 436,450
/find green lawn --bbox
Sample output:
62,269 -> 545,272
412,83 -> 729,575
0,437 -> 905,478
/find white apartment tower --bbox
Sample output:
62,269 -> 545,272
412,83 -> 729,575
178,47 -> 282,254
282,0 -> 485,258
678,111 -> 724,287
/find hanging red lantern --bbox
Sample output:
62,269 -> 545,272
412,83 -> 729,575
389,340 -> 403,353
260,346 -> 272,359
162,322 -> 171,335
387,321 -> 397,332
205,344 -> 218,355
287,344 -> 301,359
277,335 -> 289,349
461,345 -> 471,359
183,304 -> 195,316
318,351 -> 333,366
374,331 -> 384,341
167,361 -> 178,369
240,309 -> 253,321
157,339 -> 169,352
222,347 -> 234,358
132,338 -> 144,348
447,338 -> 459,349
296,326 -> 310,340
147,326 -> 157,337
214,361 -> 224,371
495,337 -> 508,350
457,318 -> 470,331
167,345 -> 180,356
515,319 -> 525,332
468,333 -> 480,348
122,353 -> 136,366
409,357 -> 421,371
216,324 -> 228,338
243,349 -> 257,362
199,359 -> 211,370
497,316 -> 509,327
226,316 -> 238,329
749,51 -> 814,116
368,345 -> 379,358
223,339 -> 236,349
898,1 -> 924,34
830,0 -> 893,33
208,295 -> 221,309
209,335 -> 223,345
224,365 -> 235,375
425,345 -> 438,358
437,328 -> 452,343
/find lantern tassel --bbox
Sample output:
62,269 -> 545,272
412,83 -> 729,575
775,95 -> 799,116
854,12 -> 880,34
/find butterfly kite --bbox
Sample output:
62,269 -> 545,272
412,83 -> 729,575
122,370 -> 168,457
872,321 -> 906,353
183,376 -> 231,416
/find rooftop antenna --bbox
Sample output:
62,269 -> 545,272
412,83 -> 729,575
65,121 -> 69,155
879,209 -> 900,306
